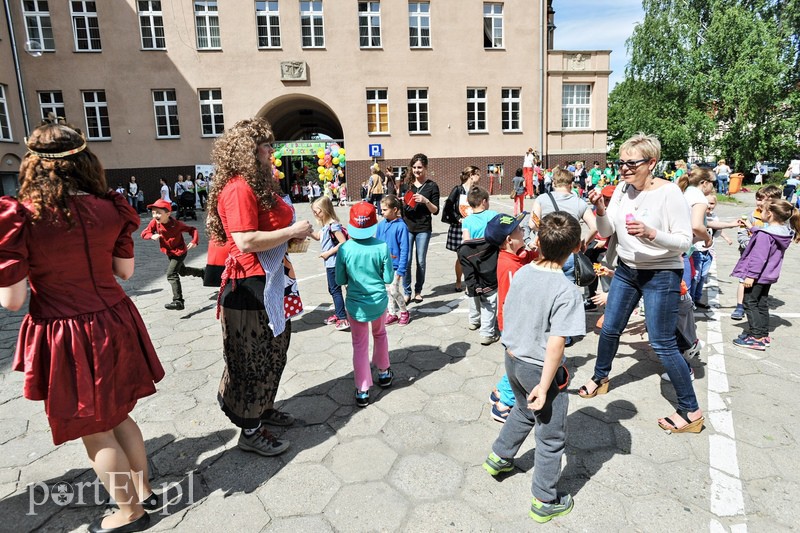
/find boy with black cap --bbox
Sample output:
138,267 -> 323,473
141,198 -> 204,310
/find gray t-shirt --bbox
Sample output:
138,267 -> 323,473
501,264 -> 586,366
539,191 -> 588,221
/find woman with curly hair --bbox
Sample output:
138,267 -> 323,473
207,118 -> 312,456
0,119 -> 164,532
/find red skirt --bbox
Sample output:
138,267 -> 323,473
12,297 -> 165,444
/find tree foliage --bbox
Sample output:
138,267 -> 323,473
608,0 -> 799,170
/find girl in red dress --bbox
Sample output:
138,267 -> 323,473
0,120 -> 163,533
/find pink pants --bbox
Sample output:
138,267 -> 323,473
348,311 -> 390,391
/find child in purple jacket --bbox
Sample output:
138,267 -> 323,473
731,199 -> 800,350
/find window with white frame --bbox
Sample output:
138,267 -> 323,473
138,0 -> 166,50
300,1 -> 324,48
562,84 -> 591,129
82,90 -> 111,140
358,2 -> 381,48
501,88 -> 521,131
38,91 -> 65,121
407,88 -> 429,134
23,0 -> 55,52
195,0 -> 221,49
153,90 -> 180,138
199,89 -> 224,137
467,88 -> 487,132
483,3 -> 503,48
70,0 -> 102,51
255,1 -> 281,48
0,85 -> 12,141
408,2 -> 430,48
366,89 -> 389,134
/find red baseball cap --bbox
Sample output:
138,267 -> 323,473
147,199 -> 172,212
347,201 -> 378,239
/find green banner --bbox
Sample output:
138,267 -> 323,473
274,142 -> 327,156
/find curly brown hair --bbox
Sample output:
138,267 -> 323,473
19,121 -> 107,226
206,118 -> 280,243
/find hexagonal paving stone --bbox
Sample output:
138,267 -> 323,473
328,406 -> 389,438
263,515 -> 334,533
405,500 -> 491,532
324,481 -> 408,532
279,395 -> 339,426
280,424 -> 339,464
178,491 -> 270,531
380,413 -> 442,453
423,393 -> 482,422
389,452 -> 464,501
414,368 -> 465,395
258,463 -> 340,517
327,437 -> 397,483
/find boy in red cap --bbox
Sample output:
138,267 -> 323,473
141,199 -> 204,310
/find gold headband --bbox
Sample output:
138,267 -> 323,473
25,140 -> 87,159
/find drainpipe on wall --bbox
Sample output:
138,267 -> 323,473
538,0 -> 545,162
3,0 -> 31,137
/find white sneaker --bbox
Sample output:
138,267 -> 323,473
661,368 -> 695,382
683,339 -> 704,360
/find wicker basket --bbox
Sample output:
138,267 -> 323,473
287,239 -> 310,254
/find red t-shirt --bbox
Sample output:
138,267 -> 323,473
141,217 -> 199,258
217,177 -> 294,278
497,248 -> 535,331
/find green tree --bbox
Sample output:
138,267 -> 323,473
609,0 -> 799,170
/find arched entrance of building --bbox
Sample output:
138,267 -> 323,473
257,95 -> 347,201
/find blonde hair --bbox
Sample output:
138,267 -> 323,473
551,166 -> 574,189
312,196 -> 339,226
677,167 -> 715,192
620,133 -> 661,163
763,199 -> 800,243
675,159 -> 687,171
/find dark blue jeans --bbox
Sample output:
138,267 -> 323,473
403,231 -> 431,296
594,261 -> 699,412
326,267 -> 346,320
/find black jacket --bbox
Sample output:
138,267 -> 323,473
457,238 -> 499,296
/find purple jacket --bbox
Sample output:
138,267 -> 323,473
731,225 -> 792,284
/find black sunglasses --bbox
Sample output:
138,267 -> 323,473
615,158 -> 652,169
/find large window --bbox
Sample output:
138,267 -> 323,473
300,1 -> 324,48
255,1 -> 281,48
366,89 -> 389,134
195,0 -> 221,49
408,2 -> 430,48
82,90 -> 111,140
407,88 -> 429,134
501,88 -> 521,132
70,0 -> 102,51
199,89 -> 224,137
358,2 -> 381,48
138,0 -> 166,50
562,84 -> 591,129
153,90 -> 180,139
38,91 -> 65,121
467,88 -> 487,132
23,0 -> 55,52
0,86 -> 11,141
483,3 -> 503,48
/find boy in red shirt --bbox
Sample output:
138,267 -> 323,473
484,212 -> 535,422
141,199 -> 204,310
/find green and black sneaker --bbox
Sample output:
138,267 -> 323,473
482,452 -> 514,476
529,494 -> 574,523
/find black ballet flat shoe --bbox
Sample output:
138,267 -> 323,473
89,512 -> 150,533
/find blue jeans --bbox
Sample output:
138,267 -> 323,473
403,231 -> 431,296
561,253 -> 574,282
594,261 -> 699,412
690,250 -> 713,303
717,175 -> 729,195
326,267 -> 346,320
682,254 -> 693,290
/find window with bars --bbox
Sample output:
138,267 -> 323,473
255,1 -> 281,48
38,91 -> 65,121
300,1 -> 324,48
501,88 -> 521,132
82,90 -> 111,140
562,84 -> 591,129
23,0 -> 55,52
483,3 -> 503,48
195,0 -> 221,49
467,88 -> 487,132
366,88 -> 389,134
358,1 -> 381,48
199,89 -> 224,137
407,88 -> 429,134
408,2 -> 430,48
70,0 -> 101,51
0,86 -> 11,141
153,89 -> 180,138
138,0 -> 166,50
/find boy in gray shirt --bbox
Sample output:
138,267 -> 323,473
482,212 -> 585,523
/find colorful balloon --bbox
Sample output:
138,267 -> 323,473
339,148 -> 345,156
317,166 -> 325,173
274,159 -> 282,167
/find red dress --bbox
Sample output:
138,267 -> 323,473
0,192 -> 164,444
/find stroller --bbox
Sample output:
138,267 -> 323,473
177,190 -> 197,220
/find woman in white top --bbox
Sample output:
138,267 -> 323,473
581,133 -> 704,434
523,148 -> 535,198
713,159 -> 731,195
676,167 -> 716,289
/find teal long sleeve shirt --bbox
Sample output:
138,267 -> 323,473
335,237 -> 394,322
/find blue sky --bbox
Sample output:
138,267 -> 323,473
552,0 -> 645,88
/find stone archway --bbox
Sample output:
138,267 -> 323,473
256,94 -> 343,141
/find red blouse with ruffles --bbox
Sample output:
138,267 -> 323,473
0,192 -> 164,444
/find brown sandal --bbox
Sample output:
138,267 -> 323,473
578,376 -> 609,398
658,410 -> 704,434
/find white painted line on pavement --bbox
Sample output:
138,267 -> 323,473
770,312 -> 800,318
705,263 -> 748,529
297,273 -> 326,282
